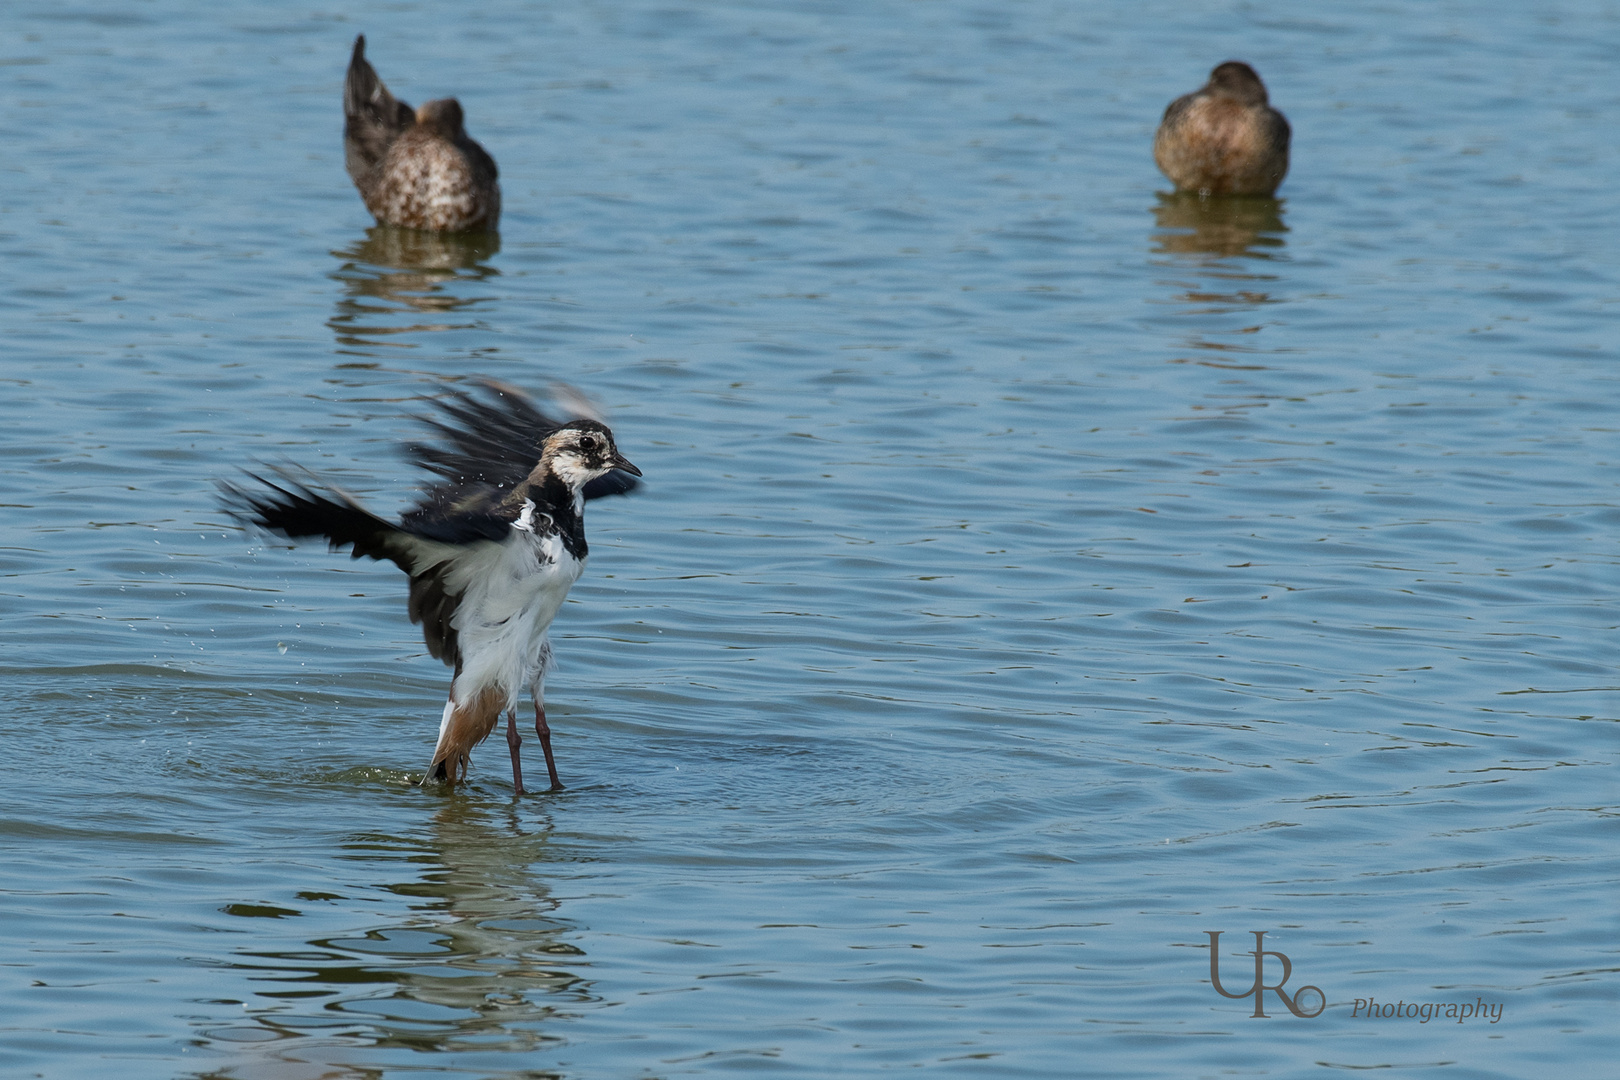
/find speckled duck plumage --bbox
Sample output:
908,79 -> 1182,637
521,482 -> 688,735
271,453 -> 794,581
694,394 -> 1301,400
1153,61 -> 1290,197
343,35 -> 502,232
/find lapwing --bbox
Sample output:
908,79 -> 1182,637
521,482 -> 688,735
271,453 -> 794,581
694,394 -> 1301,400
221,382 -> 640,793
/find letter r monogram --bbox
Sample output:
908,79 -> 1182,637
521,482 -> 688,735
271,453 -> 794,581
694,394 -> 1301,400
1206,931 -> 1325,1018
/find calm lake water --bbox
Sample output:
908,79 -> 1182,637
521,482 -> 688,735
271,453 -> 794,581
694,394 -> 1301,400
3,1 -> 1616,1077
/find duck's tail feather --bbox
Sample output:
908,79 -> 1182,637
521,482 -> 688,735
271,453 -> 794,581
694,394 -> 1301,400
343,33 -> 415,185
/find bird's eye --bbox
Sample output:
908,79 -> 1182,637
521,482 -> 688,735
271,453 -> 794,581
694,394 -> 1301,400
579,435 -> 600,452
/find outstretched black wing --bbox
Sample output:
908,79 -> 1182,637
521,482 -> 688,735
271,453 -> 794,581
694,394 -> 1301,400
405,381 -> 640,502
218,470 -> 514,667
220,470 -> 415,566
343,34 -> 415,186
219,381 -> 638,665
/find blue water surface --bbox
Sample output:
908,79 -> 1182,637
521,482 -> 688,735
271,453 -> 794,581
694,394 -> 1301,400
1,1 -> 1616,1077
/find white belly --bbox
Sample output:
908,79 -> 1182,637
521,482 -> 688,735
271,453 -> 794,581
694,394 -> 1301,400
446,528 -> 584,707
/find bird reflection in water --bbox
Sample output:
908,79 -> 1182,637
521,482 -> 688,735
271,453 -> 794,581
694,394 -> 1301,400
1151,192 -> 1286,260
195,798 -> 589,1076
1149,194 -> 1288,393
328,225 -> 501,347
1150,192 -> 1288,322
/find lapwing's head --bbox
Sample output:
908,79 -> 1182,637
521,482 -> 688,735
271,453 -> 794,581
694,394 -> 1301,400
538,419 -> 641,490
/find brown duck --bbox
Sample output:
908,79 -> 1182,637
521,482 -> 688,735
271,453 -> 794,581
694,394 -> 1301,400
1153,62 -> 1290,197
343,35 -> 501,232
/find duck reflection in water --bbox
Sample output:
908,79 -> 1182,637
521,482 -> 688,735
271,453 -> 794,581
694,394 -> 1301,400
201,800 -> 590,1070
1151,191 -> 1287,259
329,225 -> 500,342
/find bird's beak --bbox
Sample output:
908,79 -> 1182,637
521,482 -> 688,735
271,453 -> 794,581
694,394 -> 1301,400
611,453 -> 642,477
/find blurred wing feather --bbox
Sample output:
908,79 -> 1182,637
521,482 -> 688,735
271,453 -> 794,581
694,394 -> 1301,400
404,381 -> 639,501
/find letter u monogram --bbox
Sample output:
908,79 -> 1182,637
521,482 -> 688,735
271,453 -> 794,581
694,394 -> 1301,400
1205,931 -> 1324,1018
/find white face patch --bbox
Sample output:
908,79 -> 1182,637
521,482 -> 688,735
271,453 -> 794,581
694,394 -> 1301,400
549,452 -> 606,489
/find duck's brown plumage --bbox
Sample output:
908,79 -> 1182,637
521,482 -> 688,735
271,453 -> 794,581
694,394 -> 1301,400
1153,61 -> 1290,197
343,35 -> 501,232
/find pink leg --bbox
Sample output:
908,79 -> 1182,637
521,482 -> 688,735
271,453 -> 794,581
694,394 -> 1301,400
504,709 -> 525,795
534,701 -> 562,790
